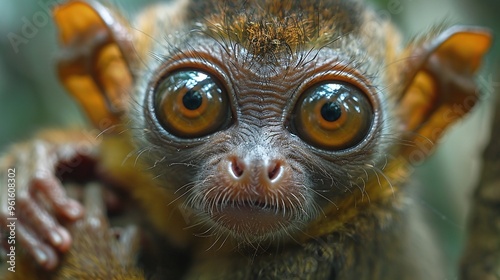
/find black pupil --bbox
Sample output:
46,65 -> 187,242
182,90 -> 203,110
321,102 -> 342,122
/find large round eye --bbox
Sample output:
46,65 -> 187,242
155,70 -> 230,138
292,82 -> 373,150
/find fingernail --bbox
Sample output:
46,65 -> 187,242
57,228 -> 72,252
66,202 -> 84,219
33,248 -> 48,264
50,231 -> 62,246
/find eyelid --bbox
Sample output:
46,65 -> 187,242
283,62 -> 381,154
144,54 -> 241,146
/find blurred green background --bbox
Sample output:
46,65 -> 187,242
0,0 -> 499,278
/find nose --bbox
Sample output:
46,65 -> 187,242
227,155 -> 287,187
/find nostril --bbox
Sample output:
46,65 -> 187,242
230,157 -> 245,178
267,161 -> 283,182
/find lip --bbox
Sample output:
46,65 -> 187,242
210,200 -> 291,236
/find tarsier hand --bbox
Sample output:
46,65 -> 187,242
0,131 -> 98,270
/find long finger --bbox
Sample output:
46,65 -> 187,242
82,182 -> 108,230
30,141 -> 84,221
18,195 -> 72,252
17,223 -> 59,270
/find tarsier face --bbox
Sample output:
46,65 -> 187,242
131,1 -> 393,242
54,0 -> 490,245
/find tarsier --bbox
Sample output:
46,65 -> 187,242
0,0 -> 492,279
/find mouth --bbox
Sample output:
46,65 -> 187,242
209,199 -> 291,237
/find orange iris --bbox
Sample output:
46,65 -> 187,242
155,70 -> 230,138
293,82 -> 373,150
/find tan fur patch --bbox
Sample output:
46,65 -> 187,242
189,0 -> 363,59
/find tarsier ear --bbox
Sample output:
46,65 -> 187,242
53,0 -> 134,129
396,26 -> 492,159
